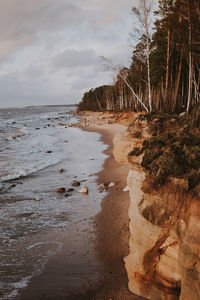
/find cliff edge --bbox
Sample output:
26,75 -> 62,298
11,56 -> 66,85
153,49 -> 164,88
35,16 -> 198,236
113,114 -> 200,300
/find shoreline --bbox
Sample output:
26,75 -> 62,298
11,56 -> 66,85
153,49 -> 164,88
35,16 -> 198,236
18,111 -> 146,300
75,112 -> 146,299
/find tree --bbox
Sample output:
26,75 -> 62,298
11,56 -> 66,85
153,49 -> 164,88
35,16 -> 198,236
132,0 -> 153,113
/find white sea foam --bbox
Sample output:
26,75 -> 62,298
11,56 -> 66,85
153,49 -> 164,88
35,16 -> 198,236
27,241 -> 63,250
1,276 -> 31,300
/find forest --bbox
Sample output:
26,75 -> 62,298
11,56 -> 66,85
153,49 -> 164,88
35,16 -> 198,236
78,0 -> 200,115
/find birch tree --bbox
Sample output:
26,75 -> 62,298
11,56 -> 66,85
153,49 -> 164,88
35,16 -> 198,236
132,0 -> 153,113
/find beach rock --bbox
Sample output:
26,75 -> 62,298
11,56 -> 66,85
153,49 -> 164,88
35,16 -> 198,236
123,186 -> 129,192
71,180 -> 80,187
35,128 -> 40,130
66,188 -> 74,192
46,150 -> 52,153
58,122 -> 65,126
59,168 -> 64,173
79,186 -> 88,194
64,193 -> 72,197
99,183 -> 107,189
34,197 -> 42,201
56,187 -> 65,193
109,182 -> 115,187
30,212 -> 38,218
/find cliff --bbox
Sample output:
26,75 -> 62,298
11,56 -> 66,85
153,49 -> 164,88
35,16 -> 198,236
113,115 -> 200,300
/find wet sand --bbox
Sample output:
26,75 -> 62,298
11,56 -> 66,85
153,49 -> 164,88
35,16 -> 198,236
18,112 -> 146,300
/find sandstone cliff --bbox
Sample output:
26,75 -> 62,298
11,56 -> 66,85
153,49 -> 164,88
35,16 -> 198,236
113,116 -> 200,300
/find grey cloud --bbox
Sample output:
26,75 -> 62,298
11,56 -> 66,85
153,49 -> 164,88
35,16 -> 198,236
52,49 -> 97,69
0,0 -> 132,63
0,0 -> 139,108
0,0 -> 83,62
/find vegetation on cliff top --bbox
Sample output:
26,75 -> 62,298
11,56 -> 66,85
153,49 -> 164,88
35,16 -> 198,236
129,109 -> 200,194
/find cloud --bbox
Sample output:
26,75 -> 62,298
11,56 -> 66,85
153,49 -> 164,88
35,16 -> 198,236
0,0 -> 143,107
52,49 -> 97,69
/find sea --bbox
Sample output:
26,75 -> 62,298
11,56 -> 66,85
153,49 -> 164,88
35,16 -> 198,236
0,105 -> 107,299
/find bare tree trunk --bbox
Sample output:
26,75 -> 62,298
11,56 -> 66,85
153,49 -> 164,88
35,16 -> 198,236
186,0 -> 192,113
96,94 -> 102,111
118,74 -> 149,113
173,51 -> 183,112
142,0 -> 152,113
164,26 -> 170,102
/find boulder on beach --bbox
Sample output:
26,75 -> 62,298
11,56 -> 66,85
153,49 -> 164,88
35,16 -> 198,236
59,168 -> 64,173
79,186 -> 88,194
109,182 -> 115,187
56,187 -> 65,193
71,180 -> 80,187
58,122 -> 65,126
46,150 -> 52,153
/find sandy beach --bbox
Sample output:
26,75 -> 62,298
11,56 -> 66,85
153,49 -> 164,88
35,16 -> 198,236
18,111 -> 146,300
78,112 -> 146,300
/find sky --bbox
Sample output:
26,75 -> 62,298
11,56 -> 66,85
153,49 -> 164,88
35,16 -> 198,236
0,0 -> 142,108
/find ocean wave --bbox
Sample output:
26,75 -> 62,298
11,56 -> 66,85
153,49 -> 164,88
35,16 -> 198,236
0,156 -> 64,183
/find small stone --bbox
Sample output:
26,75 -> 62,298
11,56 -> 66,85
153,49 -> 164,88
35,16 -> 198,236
99,183 -> 106,189
35,128 -> 40,130
123,186 -> 129,192
59,168 -> 64,173
46,150 -> 52,153
109,182 -> 115,187
57,187 -> 65,193
30,212 -> 38,218
64,193 -> 72,197
66,188 -> 74,192
35,197 -> 42,201
58,122 -> 65,126
71,180 -> 80,187
79,186 -> 88,194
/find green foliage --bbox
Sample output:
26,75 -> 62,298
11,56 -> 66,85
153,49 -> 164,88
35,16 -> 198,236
129,147 -> 143,157
78,0 -> 200,114
141,115 -> 200,185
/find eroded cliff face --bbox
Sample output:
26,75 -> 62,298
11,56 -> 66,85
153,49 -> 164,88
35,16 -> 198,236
113,117 -> 200,300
